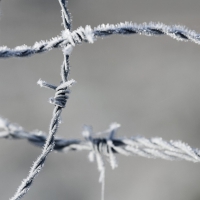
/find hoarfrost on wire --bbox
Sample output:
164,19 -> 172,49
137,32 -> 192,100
0,1 -> 199,200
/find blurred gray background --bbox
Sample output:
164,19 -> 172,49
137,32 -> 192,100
0,0 -> 200,199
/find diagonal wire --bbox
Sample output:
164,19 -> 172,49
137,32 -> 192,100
9,1 -> 74,200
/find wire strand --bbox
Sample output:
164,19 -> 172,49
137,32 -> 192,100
0,22 -> 200,58
1,117 -> 200,163
0,2 -> 200,200
9,1 -> 74,199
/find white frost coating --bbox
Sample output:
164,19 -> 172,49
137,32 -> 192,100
37,79 -> 46,87
15,44 -> 29,51
170,140 -> 199,160
62,25 -> 94,46
6,0 -> 200,199
93,22 -> 200,44
94,149 -> 105,200
95,150 -> 105,182
151,137 -> 179,152
84,25 -> 94,43
33,40 -> 46,50
0,117 -> 8,130
164,150 -> 195,162
2,114 -> 200,200
144,148 -> 174,160
109,122 -> 121,132
125,146 -> 154,158
62,29 -> 75,46
122,138 -> 140,147
62,44 -> 73,55
82,129 -> 90,139
107,140 -> 118,169
2,113 -> 200,200
2,116 -> 200,163
56,79 -> 76,91
135,136 -> 159,149
82,125 -> 92,139
73,27 -> 85,42
88,151 -> 95,162
0,22 -> 200,58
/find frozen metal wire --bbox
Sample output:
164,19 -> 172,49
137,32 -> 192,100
0,22 -> 200,58
10,80 -> 74,200
1,117 -> 200,163
1,2 -> 200,200
2,116 -> 200,200
9,1 -> 74,200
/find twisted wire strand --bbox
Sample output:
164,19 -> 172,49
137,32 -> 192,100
0,22 -> 200,58
9,1 -> 74,200
1,4 -> 200,200
1,117 -> 200,163
10,79 -> 75,200
58,0 -> 72,30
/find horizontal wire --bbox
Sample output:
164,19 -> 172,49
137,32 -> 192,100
0,22 -> 199,58
1,117 -> 200,163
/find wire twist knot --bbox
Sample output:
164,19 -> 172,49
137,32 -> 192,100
37,79 -> 75,108
62,26 -> 94,46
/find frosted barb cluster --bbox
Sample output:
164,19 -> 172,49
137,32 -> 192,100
38,78 -> 75,108
0,22 -> 200,58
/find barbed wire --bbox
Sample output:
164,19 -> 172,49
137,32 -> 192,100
2,115 -> 200,200
1,116 -> 200,163
0,22 -> 200,58
1,1 -> 200,200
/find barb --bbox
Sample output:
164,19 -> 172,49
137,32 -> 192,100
1,117 -> 200,163
0,22 -> 200,58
